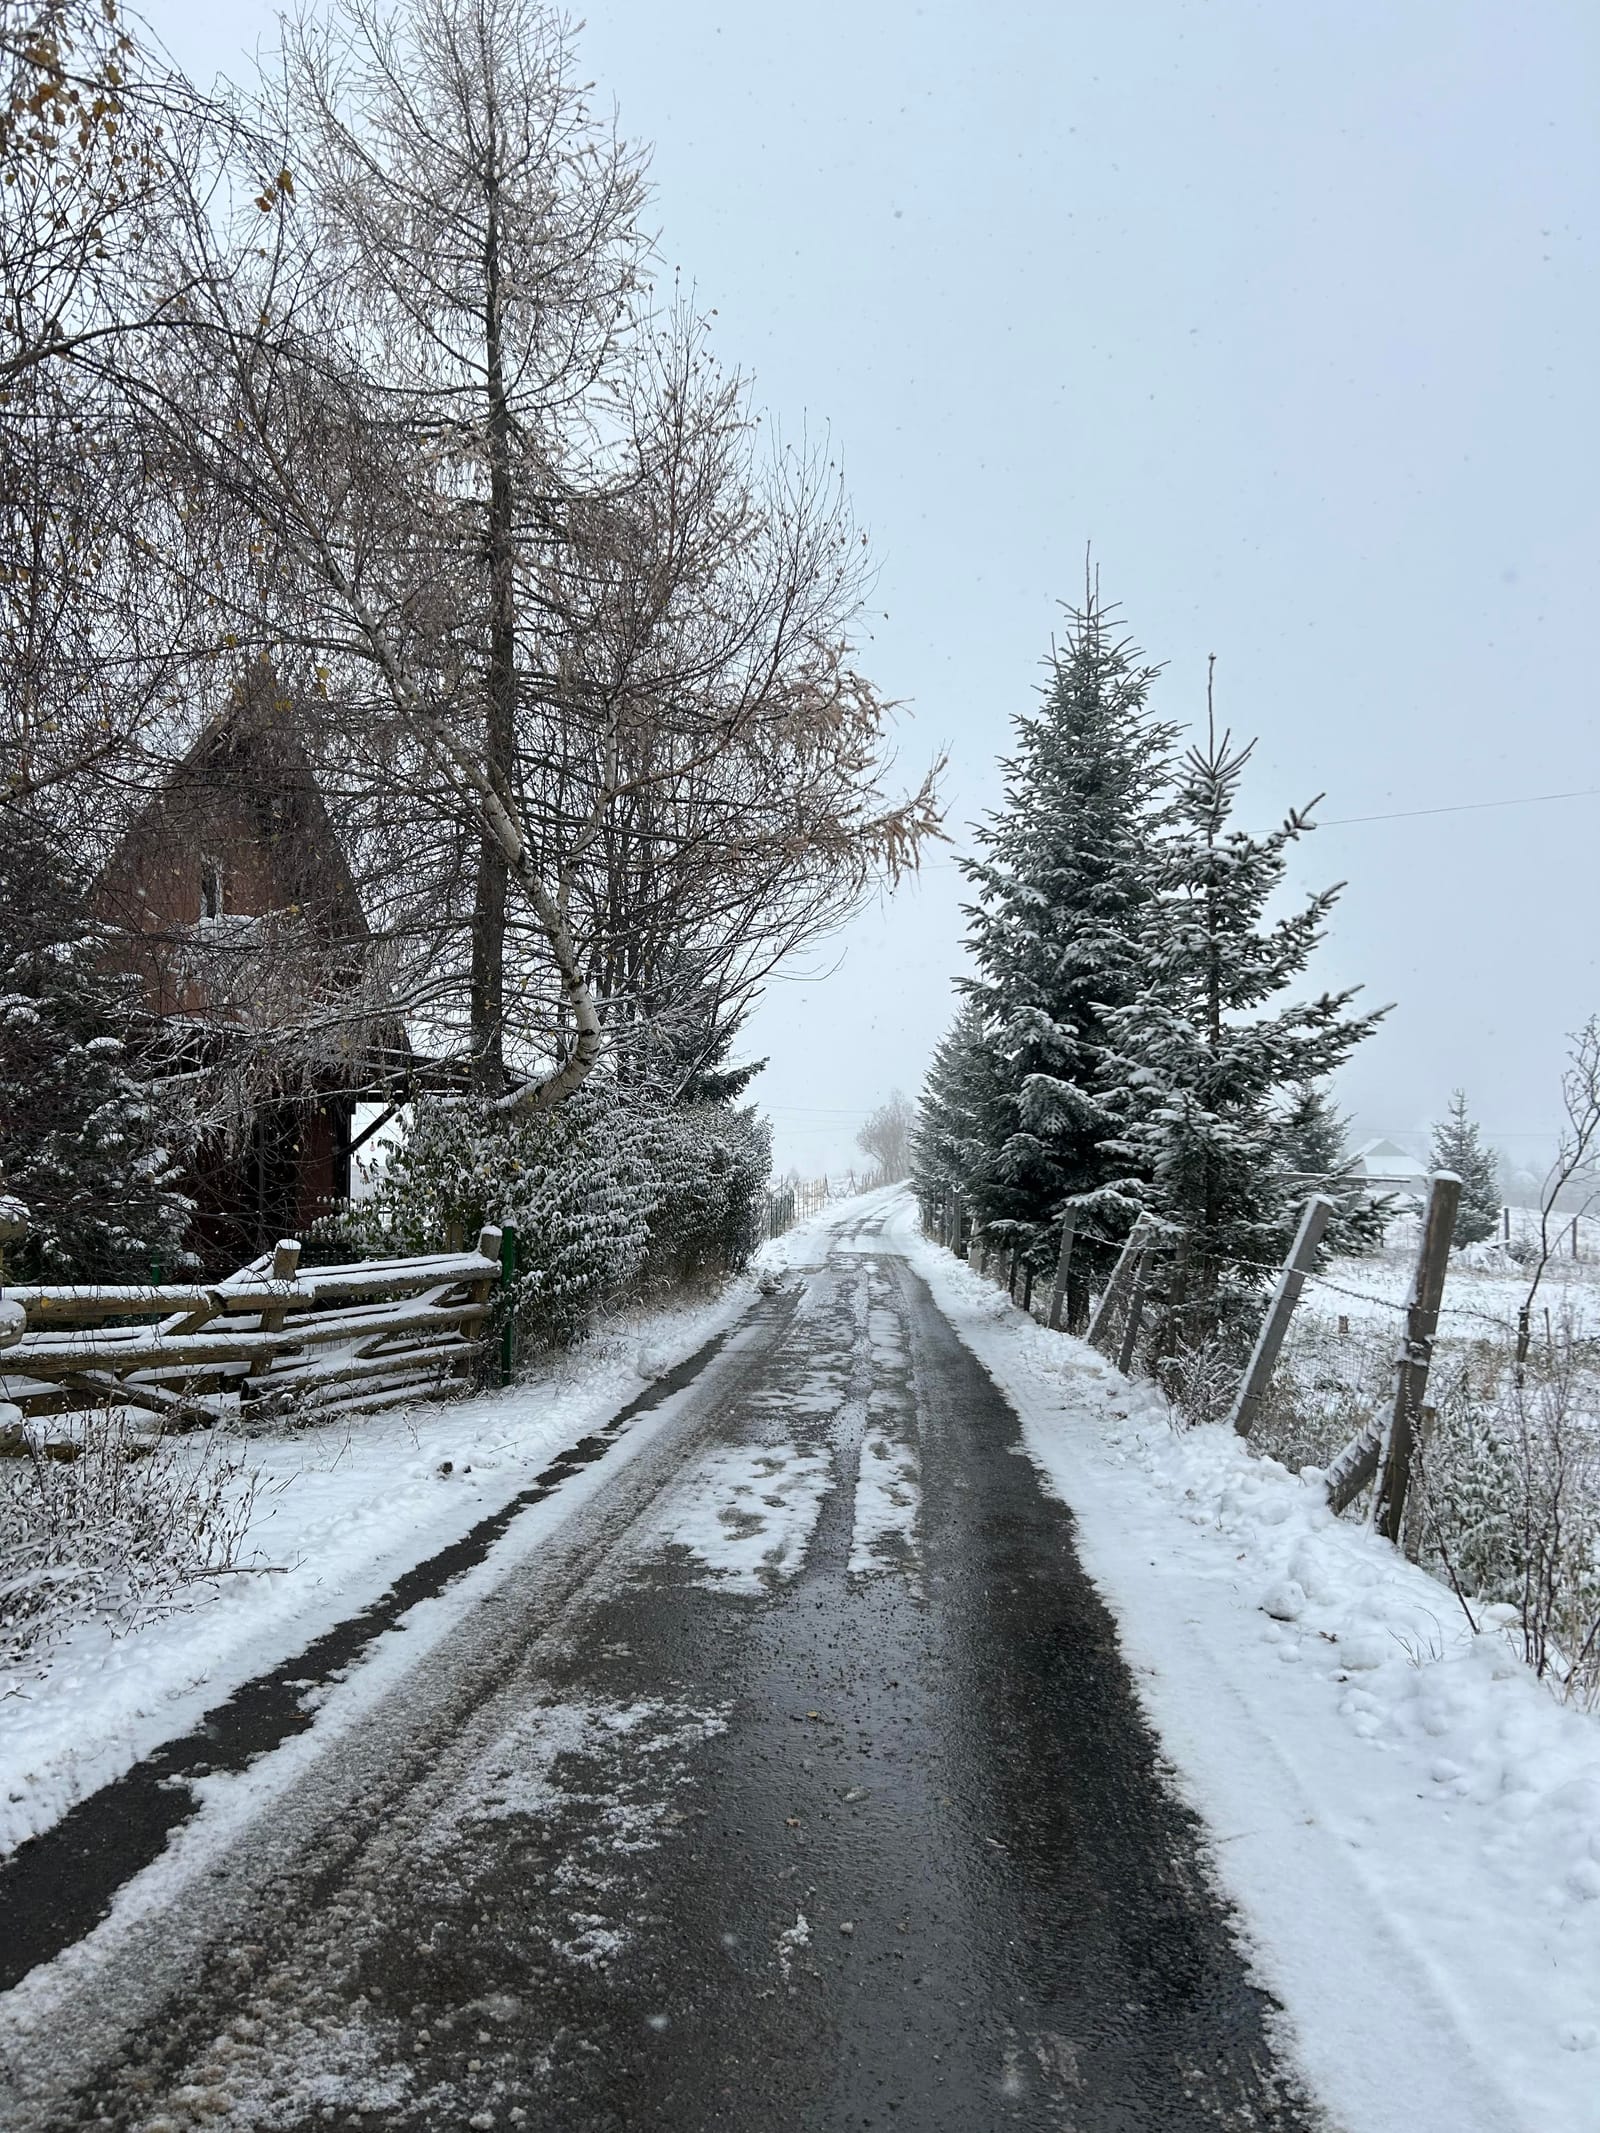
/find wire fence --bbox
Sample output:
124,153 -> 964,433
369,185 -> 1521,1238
923,1181 -> 1600,1706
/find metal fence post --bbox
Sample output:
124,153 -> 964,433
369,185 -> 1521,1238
500,1224 -> 519,1388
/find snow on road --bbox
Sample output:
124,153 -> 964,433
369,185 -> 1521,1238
895,1195 -> 1600,2133
654,1439 -> 835,1591
848,1422 -> 920,1577
0,1267 -> 779,1862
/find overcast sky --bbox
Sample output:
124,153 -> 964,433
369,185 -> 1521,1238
158,0 -> 1599,1179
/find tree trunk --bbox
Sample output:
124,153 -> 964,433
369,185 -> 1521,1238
470,172 -> 517,1097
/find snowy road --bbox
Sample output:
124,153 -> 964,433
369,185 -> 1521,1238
2,1201 -> 1319,2130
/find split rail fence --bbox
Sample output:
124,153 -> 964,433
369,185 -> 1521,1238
0,1228 -> 506,1442
927,1170 -> 1467,1551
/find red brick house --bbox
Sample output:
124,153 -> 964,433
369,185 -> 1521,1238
90,676 -> 407,1272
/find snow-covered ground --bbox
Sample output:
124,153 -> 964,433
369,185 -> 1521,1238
896,1196 -> 1600,2133
1299,1219 -> 1600,1343
0,1232 -> 836,1862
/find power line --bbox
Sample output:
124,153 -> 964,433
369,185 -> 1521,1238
1319,785 -> 1600,828
894,781 -> 1600,872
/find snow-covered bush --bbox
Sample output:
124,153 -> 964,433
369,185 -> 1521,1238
334,1083 -> 655,1348
639,1103 -> 771,1292
0,1412 -> 258,1673
0,810 -> 194,1279
333,1083 -> 770,1354
1160,1332 -> 1247,1429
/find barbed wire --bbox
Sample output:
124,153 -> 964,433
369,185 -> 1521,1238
937,1200 -> 1599,1342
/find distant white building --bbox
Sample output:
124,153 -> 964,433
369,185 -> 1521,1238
1339,1137 -> 1430,1206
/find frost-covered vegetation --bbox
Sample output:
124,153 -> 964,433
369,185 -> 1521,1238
1253,1231 -> 1600,1706
330,1086 -> 771,1350
0,1411 -> 258,1673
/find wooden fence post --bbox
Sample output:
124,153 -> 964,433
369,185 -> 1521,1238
1327,1173 -> 1461,1523
1372,1170 -> 1461,1544
1046,1211 -> 1077,1332
249,1238 -> 301,1380
1227,1195 -> 1336,1438
1087,1215 -> 1152,1355
1115,1241 -> 1153,1376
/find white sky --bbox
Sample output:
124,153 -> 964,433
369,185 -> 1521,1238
156,0 -> 1600,1179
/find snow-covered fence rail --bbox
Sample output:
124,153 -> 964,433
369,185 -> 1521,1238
0,1227 -> 504,1435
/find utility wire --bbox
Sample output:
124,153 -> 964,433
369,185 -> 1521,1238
897,781 -> 1600,873
1318,785 -> 1600,828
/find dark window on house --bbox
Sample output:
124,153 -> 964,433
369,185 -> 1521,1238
200,857 -> 223,920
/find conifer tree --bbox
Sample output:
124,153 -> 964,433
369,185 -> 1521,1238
0,810 -> 193,1278
1276,1079 -> 1386,1256
954,584 -> 1177,1314
1104,689 -> 1387,1359
1430,1089 -> 1501,1247
912,1001 -> 996,1221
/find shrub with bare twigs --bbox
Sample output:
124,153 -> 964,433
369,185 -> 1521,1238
0,1408 -> 261,1675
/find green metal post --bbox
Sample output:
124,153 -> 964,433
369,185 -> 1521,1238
499,1225 -> 518,1387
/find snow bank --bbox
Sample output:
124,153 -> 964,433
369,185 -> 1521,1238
894,1197 -> 1600,2133
0,1256 -> 788,1862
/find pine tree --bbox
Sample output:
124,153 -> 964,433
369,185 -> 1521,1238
1104,696 -> 1387,1361
1429,1089 -> 1500,1247
953,584 -> 1178,1312
1276,1079 -> 1386,1257
912,1001 -> 997,1220
0,809 -> 193,1279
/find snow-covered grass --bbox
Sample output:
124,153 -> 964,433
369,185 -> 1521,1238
1250,1231 -> 1600,1703
0,1241 -> 821,1861
896,1196 -> 1600,2133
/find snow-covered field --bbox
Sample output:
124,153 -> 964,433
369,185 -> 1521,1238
897,1197 -> 1600,2133
0,1262 -> 793,1862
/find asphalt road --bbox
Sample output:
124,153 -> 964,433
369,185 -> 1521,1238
1,1206 -> 1325,2131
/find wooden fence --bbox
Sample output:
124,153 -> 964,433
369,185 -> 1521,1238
0,1228 -> 504,1437
940,1172 -> 1467,1552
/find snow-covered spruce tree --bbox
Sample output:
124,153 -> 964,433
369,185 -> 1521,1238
1103,705 -> 1387,1372
1275,1079 -> 1387,1257
954,587 -> 1177,1319
0,808 -> 192,1280
911,1001 -> 999,1237
1429,1089 -> 1501,1247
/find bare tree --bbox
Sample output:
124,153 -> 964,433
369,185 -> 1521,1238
1,0 -> 223,820
858,1091 -> 915,1183
123,0 -> 940,1110
1517,1017 -> 1600,1374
